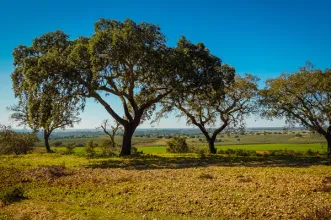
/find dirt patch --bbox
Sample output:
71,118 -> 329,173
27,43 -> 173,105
23,165 -> 72,182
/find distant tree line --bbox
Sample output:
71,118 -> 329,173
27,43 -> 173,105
8,18 -> 331,157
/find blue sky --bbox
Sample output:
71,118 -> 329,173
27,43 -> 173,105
0,0 -> 330,128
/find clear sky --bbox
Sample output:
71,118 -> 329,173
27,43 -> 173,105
0,0 -> 330,128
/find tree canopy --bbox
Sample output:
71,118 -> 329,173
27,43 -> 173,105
260,62 -> 331,157
11,31 -> 82,152
10,18 -> 262,156
158,72 -> 259,153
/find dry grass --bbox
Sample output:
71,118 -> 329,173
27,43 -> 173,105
0,154 -> 331,219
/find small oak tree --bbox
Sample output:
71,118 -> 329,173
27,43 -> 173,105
65,19 -> 178,155
158,74 -> 259,154
11,31 -> 82,153
260,62 -> 331,157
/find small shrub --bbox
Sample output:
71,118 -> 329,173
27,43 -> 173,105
195,149 -> 207,159
65,144 -> 75,155
166,136 -> 189,153
85,140 -> 97,158
99,139 -> 113,156
268,149 -> 303,157
52,141 -> 63,147
218,149 -> 257,157
99,139 -> 121,156
131,146 -> 143,155
235,149 -> 257,156
0,186 -> 25,206
306,149 -> 319,156
295,133 -> 303,138
0,125 -> 38,155
74,143 -> 84,147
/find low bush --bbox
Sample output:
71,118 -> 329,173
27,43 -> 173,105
305,149 -> 319,156
74,143 -> 84,147
0,125 -> 38,155
0,186 -> 25,206
52,141 -> 63,147
267,149 -> 304,157
218,149 -> 257,157
131,146 -> 144,155
65,144 -> 75,155
85,140 -> 97,158
166,136 -> 189,153
99,139 -> 120,156
191,148 -> 208,158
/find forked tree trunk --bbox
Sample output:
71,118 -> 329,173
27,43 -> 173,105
208,137 -> 217,154
120,125 -> 136,156
44,130 -> 51,153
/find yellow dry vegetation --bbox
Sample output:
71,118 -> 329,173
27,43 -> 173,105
0,155 -> 331,219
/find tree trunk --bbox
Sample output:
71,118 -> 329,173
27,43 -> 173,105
208,137 -> 217,154
327,135 -> 331,158
120,125 -> 136,156
44,130 -> 51,153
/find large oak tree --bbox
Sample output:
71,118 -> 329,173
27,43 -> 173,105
66,19 -> 177,155
260,62 -> 331,157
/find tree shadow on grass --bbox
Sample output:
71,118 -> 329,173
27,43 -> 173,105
84,154 -> 331,170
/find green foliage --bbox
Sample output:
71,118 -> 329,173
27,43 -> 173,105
10,31 -> 82,153
295,133 -> 303,138
0,125 -> 38,155
218,149 -> 258,157
268,149 -> 304,157
85,140 -> 97,158
65,144 -> 75,155
166,136 -> 189,153
131,146 -> 143,155
53,141 -> 63,147
306,149 -> 319,156
196,149 -> 207,159
0,186 -> 25,206
68,18 -> 179,155
260,62 -> 331,156
99,139 -> 120,156
158,72 -> 259,154
74,143 -> 84,147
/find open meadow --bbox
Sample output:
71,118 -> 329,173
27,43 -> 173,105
1,153 -> 331,220
1,130 -> 331,220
